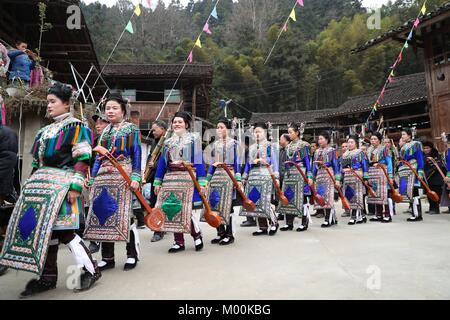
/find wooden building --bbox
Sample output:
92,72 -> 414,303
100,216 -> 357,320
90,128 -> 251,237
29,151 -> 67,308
352,1 -> 450,150
102,63 -> 213,133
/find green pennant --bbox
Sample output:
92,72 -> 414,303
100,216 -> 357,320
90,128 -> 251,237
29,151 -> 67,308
125,21 -> 134,34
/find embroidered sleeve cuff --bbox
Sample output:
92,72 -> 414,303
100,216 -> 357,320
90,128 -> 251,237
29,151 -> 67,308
69,172 -> 85,192
131,172 -> 141,182
198,178 -> 207,187
335,174 -> 342,181
235,173 -> 242,182
363,173 -> 369,180
447,172 -> 450,178
153,178 -> 162,187
307,172 -> 313,179
418,170 -> 425,178
206,173 -> 213,182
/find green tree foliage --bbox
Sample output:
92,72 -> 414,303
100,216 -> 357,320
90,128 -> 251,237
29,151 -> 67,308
81,0 -> 443,119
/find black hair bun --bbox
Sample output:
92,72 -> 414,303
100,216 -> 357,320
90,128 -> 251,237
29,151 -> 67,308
217,117 -> 232,129
106,93 -> 127,104
253,122 -> 267,130
48,81 -> 73,103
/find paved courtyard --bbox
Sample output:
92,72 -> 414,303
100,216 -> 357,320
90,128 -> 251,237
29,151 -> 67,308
1,202 -> 450,300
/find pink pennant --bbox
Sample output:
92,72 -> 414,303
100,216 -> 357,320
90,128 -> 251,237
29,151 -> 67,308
380,87 -> 386,98
146,0 -> 151,7
203,22 -> 212,35
1,102 -> 6,125
398,51 -> 403,63
283,23 -> 288,32
188,51 -> 193,63
413,18 -> 420,28
388,75 -> 395,83
297,0 -> 304,6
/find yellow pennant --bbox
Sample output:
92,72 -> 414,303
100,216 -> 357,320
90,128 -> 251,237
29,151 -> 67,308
290,9 -> 296,22
134,4 -> 141,16
195,37 -> 202,48
421,4 -> 426,15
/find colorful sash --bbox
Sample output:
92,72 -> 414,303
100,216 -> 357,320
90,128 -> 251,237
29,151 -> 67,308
0,167 -> 78,275
240,166 -> 273,219
156,171 -> 194,234
367,167 -> 388,205
84,161 -> 132,242
202,167 -> 234,224
277,166 -> 305,216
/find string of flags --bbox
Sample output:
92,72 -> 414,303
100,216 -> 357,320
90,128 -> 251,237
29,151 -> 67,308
187,3 -> 220,63
366,0 -> 428,125
125,4 -> 143,34
264,0 -> 305,64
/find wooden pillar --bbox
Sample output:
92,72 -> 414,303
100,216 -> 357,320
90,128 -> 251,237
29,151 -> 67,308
192,85 -> 197,117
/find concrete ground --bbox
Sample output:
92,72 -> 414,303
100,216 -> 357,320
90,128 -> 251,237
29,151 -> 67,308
1,202 -> 450,300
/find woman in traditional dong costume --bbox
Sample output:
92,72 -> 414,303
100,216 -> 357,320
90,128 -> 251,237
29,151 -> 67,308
310,132 -> 339,228
0,82 -> 101,297
367,132 -> 394,223
154,111 -> 206,253
279,123 -> 313,232
442,133 -> 450,210
398,128 -> 425,222
206,118 -> 242,246
336,135 -> 369,225
241,122 -> 279,236
84,93 -> 142,271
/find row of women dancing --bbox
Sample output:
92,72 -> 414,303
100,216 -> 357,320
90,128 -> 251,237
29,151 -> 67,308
0,84 -> 449,298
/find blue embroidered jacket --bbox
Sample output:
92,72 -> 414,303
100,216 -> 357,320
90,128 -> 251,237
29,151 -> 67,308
285,139 -> 312,194
367,145 -> 394,179
337,149 -> 369,182
312,146 -> 339,181
154,132 -> 206,205
399,140 -> 425,186
207,138 -> 241,181
91,121 -> 142,182
243,139 -> 279,180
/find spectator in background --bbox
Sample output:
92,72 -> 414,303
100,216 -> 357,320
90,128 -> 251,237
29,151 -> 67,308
0,42 -> 10,87
8,40 -> 37,87
423,141 -> 446,214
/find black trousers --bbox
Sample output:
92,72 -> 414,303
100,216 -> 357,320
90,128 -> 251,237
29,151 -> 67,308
101,218 -> 138,261
216,216 -> 234,239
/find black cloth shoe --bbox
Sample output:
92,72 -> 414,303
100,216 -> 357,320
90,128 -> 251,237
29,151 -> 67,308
195,238 -> 204,252
348,219 -> 356,225
168,244 -> 185,253
211,236 -> 223,244
268,224 -> 279,236
0,265 -> 8,277
296,225 -> 308,232
88,241 -> 100,254
98,260 -> 115,271
280,225 -> 293,231
241,220 -> 257,227
315,212 -> 325,218
74,270 -> 101,292
20,279 -> 57,298
356,217 -> 367,224
426,210 -> 440,215
252,229 -> 268,236
321,222 -> 331,228
277,214 -> 285,221
381,217 -> 392,223
370,217 -> 382,222
151,232 -> 165,242
407,216 -> 423,222
219,237 -> 235,246
123,258 -> 138,271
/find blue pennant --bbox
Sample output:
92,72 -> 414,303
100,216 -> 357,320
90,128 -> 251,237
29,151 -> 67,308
345,185 -> 355,200
209,189 -> 221,210
248,187 -> 261,204
18,207 -> 37,241
399,177 -> 408,196
93,187 -> 119,226
317,184 -> 326,196
284,186 -> 295,203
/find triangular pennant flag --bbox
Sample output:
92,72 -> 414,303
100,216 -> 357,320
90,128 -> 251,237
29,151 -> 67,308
188,51 -> 193,63
282,23 -> 288,32
297,0 -> 304,6
407,30 -> 413,41
1,102 -> 6,125
421,3 -> 426,15
211,5 -> 218,19
404,41 -> 409,49
195,37 -> 202,48
134,4 -> 141,16
390,70 -> 395,77
373,103 -> 378,111
380,87 -> 386,98
203,22 -> 212,35
398,51 -> 403,62
125,21 -> 134,34
414,17 -> 420,28
289,8 -> 297,22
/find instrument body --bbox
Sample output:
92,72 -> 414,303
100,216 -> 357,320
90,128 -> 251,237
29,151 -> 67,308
399,159 -> 440,202
316,160 -> 351,210
348,168 -> 377,198
427,156 -> 450,198
374,163 -> 403,203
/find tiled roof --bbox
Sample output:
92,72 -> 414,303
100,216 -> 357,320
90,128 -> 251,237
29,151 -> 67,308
103,64 -> 214,79
321,72 -> 427,117
250,109 -> 336,128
